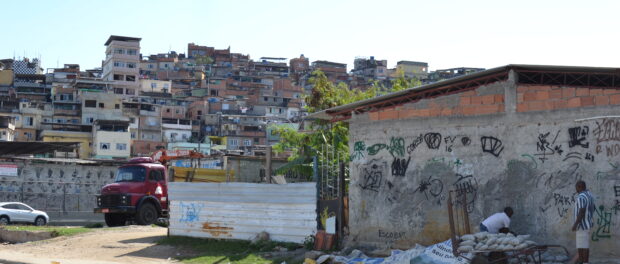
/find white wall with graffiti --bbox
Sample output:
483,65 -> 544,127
168,182 -> 317,243
0,161 -> 118,213
348,108 -> 620,258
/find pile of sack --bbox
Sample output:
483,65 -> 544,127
457,232 -> 537,253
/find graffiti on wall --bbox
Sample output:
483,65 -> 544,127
481,136 -> 504,157
179,202 -> 204,223
358,159 -> 388,192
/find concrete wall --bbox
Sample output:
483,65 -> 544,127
93,131 -> 131,158
0,161 -> 117,215
226,157 -> 288,183
347,73 -> 620,258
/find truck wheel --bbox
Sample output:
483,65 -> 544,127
105,213 -> 126,227
136,203 -> 158,225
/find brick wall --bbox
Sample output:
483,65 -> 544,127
370,82 -> 506,121
517,85 -> 620,112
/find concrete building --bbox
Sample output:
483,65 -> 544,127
41,130 -> 91,158
103,36 -> 141,97
311,60 -> 348,84
318,64 -> 620,258
92,120 -> 131,159
139,79 -> 171,94
81,91 -> 126,125
396,60 -> 429,80
0,115 -> 15,141
352,56 -> 388,80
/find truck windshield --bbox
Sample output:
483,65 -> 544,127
115,166 -> 146,182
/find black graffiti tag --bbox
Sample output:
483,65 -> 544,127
391,157 -> 411,177
481,136 -> 504,157
424,133 -> 442,149
406,134 -> 424,154
568,126 -> 589,148
461,137 -> 471,146
359,159 -> 386,192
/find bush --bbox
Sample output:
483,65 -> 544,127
84,223 -> 104,228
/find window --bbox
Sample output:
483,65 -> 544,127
26,117 -> 33,126
116,143 -> 127,150
113,74 -> 123,81
254,137 -> 259,143
163,84 -> 169,89
131,132 -> 136,139
147,64 -> 154,69
2,204 -> 18,209
127,49 -> 137,55
85,100 -> 96,108
166,108 -> 170,113
182,134 -> 188,140
279,108 -> 282,114
114,48 -> 124,54
87,117 -> 94,124
175,109 -> 179,114
126,89 -> 135,95
127,62 -> 136,68
115,104 -> 120,109
229,139 -> 238,146
114,88 -> 124,94
244,139 -> 251,146
100,143 -> 110,150
149,170 -> 164,181
197,110 -> 202,116
151,83 -> 157,89
113,61 -> 125,67
125,75 -> 136,82
264,97 -> 268,101
99,103 -> 104,108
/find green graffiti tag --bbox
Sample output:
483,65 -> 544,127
351,141 -> 366,161
591,205 -> 613,241
367,144 -> 387,156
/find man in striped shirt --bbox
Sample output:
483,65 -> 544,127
571,180 -> 595,264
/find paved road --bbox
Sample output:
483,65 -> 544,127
0,226 -> 183,264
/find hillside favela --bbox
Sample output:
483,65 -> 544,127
0,1 -> 619,264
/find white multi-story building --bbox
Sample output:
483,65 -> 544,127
103,36 -> 141,97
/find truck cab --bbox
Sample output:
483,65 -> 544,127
94,157 -> 168,226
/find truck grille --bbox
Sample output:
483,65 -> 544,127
99,194 -> 122,207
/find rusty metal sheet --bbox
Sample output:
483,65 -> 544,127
168,182 -> 317,243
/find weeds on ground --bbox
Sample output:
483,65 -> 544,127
2,225 -> 96,236
158,236 -> 303,264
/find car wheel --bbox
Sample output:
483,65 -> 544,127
35,216 -> 46,226
136,203 -> 158,225
0,216 -> 9,225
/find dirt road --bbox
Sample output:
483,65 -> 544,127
0,226 -> 185,264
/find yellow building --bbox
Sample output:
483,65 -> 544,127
0,69 -> 13,85
41,130 -> 92,158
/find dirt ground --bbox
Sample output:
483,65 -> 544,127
0,226 -> 187,264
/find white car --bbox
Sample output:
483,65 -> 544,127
0,202 -> 49,226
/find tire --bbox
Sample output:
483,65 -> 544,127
136,203 -> 158,225
34,216 -> 46,226
104,213 -> 126,227
0,216 -> 9,225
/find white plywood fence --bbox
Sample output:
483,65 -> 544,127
168,182 -> 317,243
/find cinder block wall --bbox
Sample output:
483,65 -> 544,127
0,162 -> 117,213
347,71 -> 620,258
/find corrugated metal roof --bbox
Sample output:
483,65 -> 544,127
313,64 -> 620,120
168,182 -> 317,243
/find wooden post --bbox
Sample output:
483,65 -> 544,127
266,145 -> 272,183
448,191 -> 458,257
337,162 -> 345,249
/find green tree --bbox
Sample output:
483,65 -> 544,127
195,55 -> 214,65
273,70 -> 420,164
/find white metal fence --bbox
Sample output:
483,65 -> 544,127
168,182 -> 317,243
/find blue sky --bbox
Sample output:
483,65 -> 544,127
2,0 -> 619,71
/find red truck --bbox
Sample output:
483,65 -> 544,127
94,150 -> 206,227
94,157 -> 169,226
